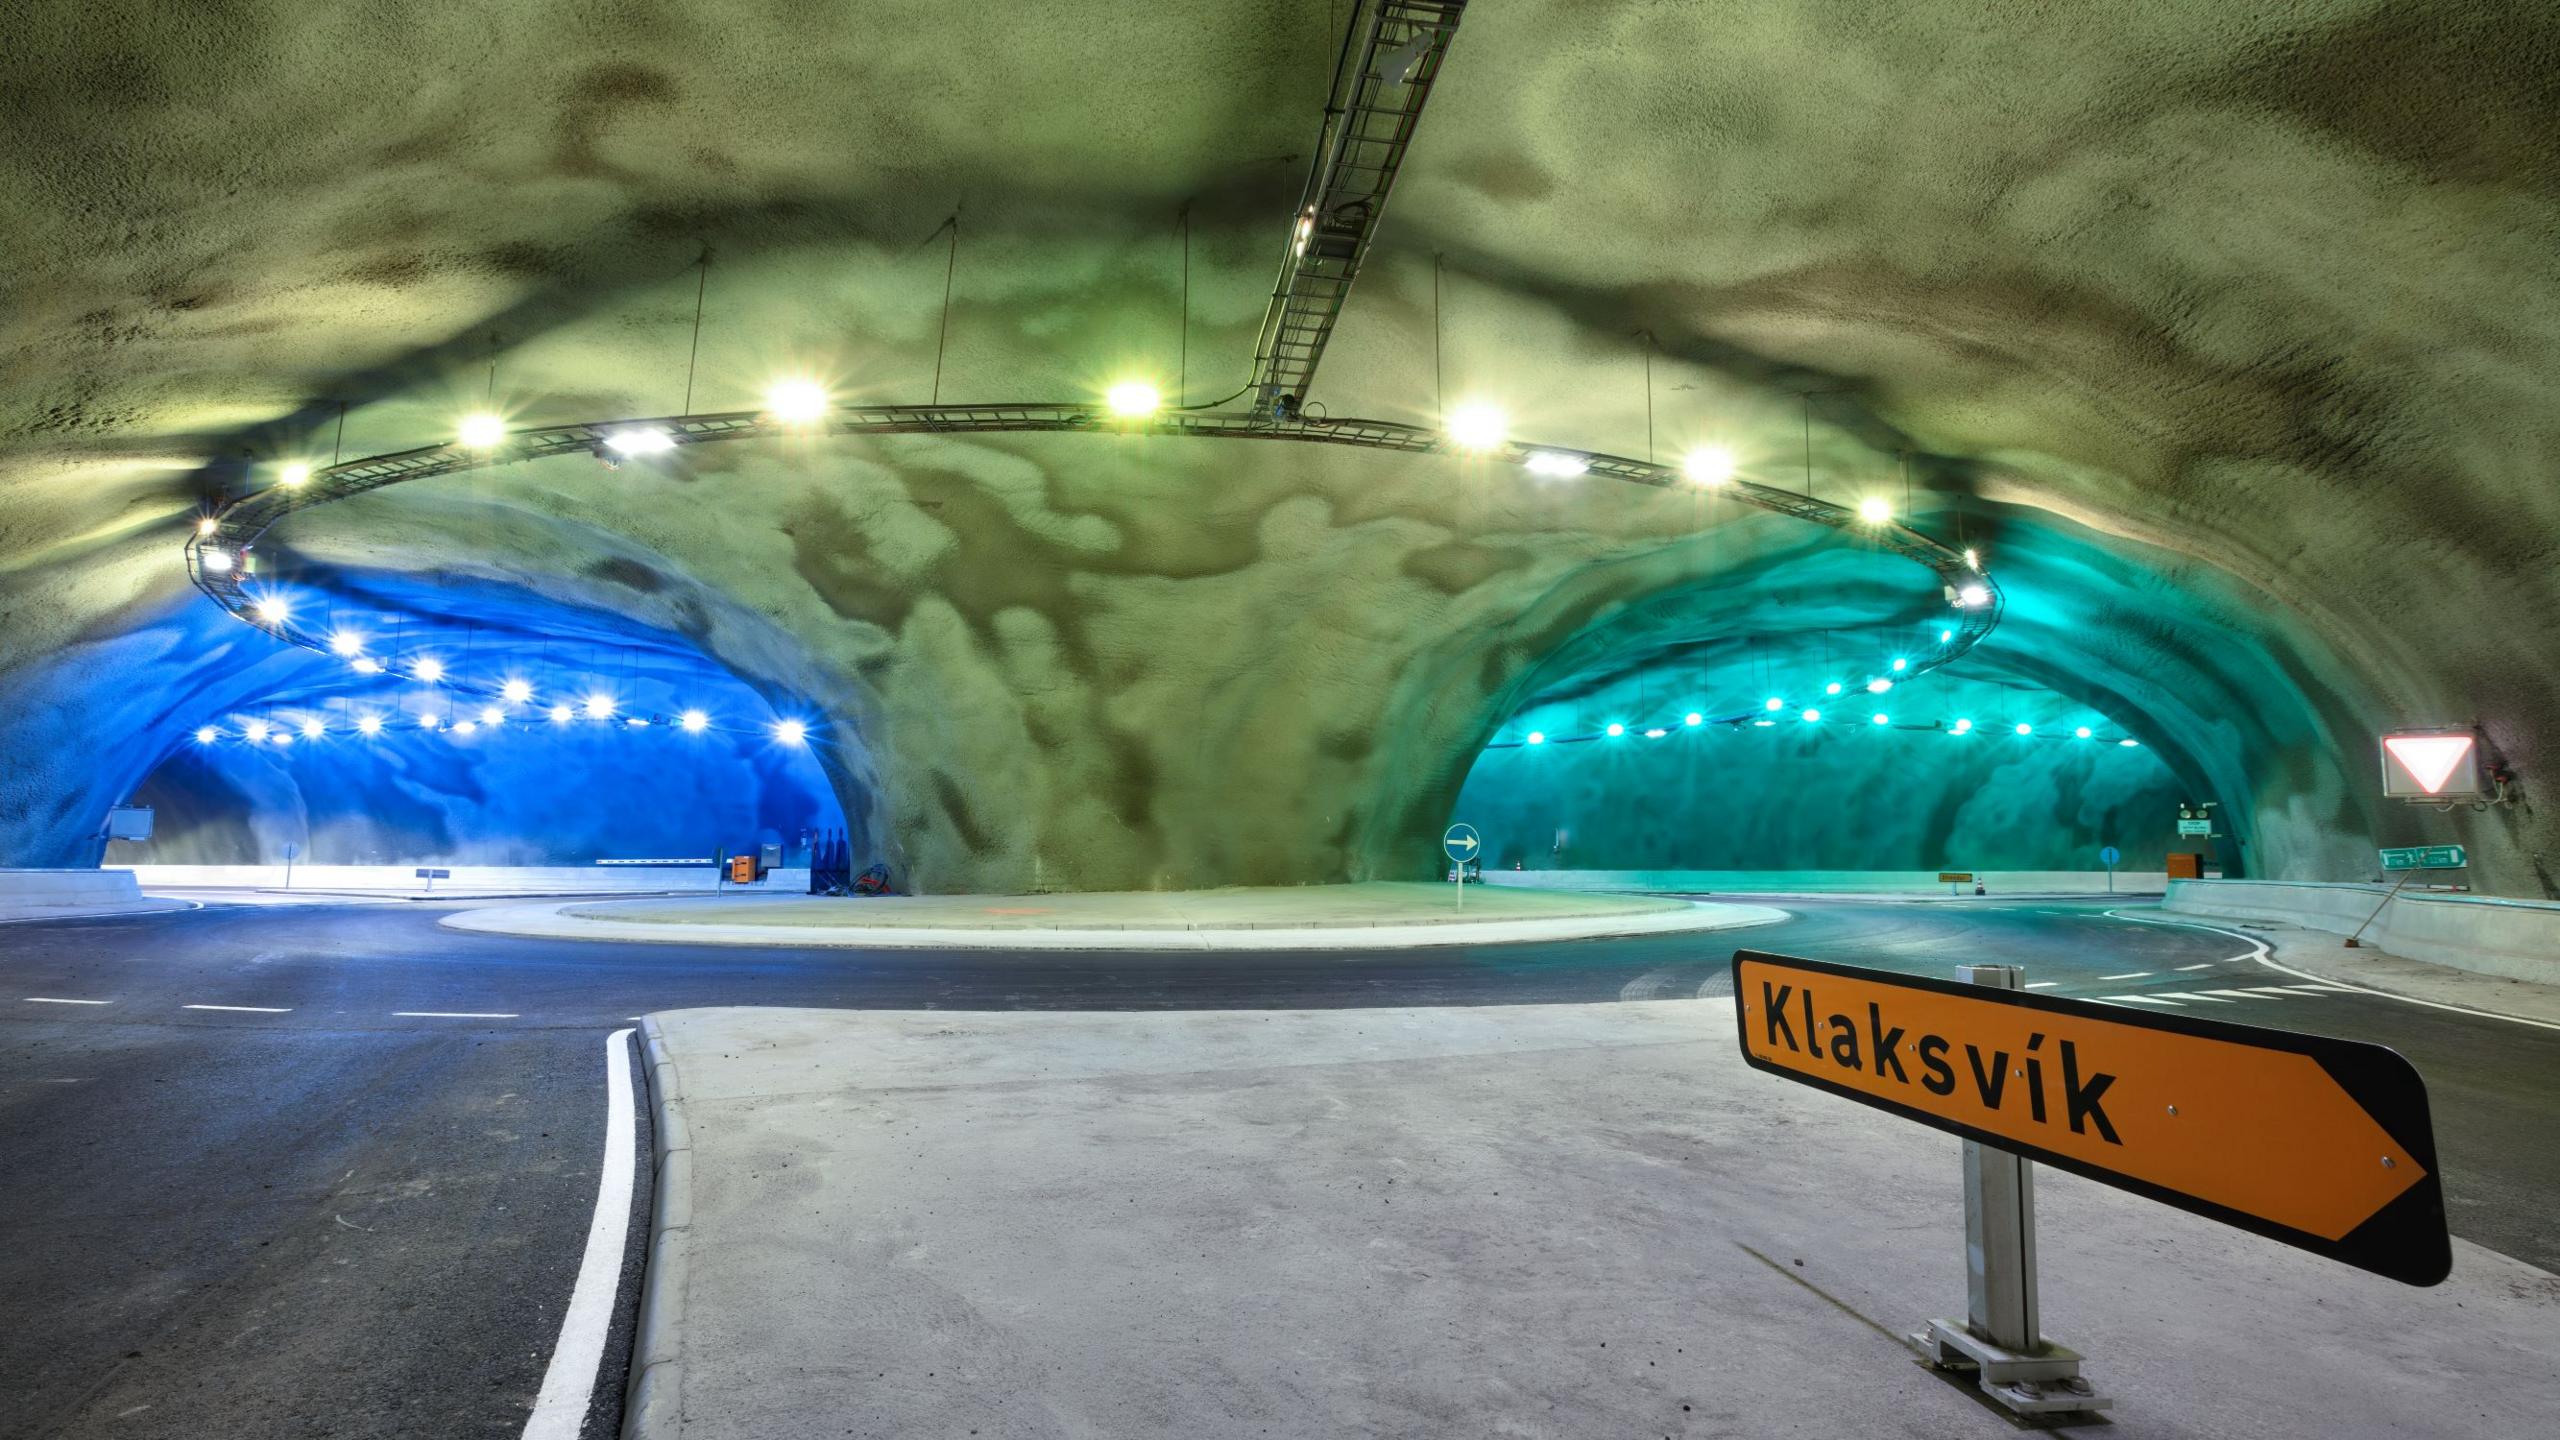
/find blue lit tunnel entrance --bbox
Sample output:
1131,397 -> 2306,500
111,569 -> 851,869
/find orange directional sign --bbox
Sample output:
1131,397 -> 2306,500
1733,952 -> 2450,1286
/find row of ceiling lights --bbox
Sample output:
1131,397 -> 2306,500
1515,710 -> 2141,745
193,707 -> 809,746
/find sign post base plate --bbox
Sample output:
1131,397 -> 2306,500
1909,1321 -> 2111,1416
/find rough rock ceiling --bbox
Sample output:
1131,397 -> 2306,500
4,1 -> 2556,890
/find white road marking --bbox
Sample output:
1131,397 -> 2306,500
2024,981 -> 2061,989
2155,990 -> 2236,1003
2197,989 -> 2266,999
393,1011 -> 520,1018
1618,968 -> 1682,1002
2102,994 -> 2182,1006
520,1028 -> 638,1440
2103,909 -> 2560,1033
2173,962 -> 2219,971
2096,972 -> 2151,980
2240,987 -> 2310,998
181,1004 -> 291,1013
24,997 -> 112,1005
2273,984 -> 2347,995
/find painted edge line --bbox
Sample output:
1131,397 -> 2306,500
521,1027 -> 637,1440
24,997 -> 112,1004
181,1003 -> 291,1012
393,1011 -> 520,1018
2103,908 -> 2560,1033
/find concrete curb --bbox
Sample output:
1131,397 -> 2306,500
440,898 -> 1789,951
624,1018 -> 693,1439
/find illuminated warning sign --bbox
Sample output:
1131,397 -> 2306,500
1733,951 -> 2449,1285
2381,730 -> 2482,799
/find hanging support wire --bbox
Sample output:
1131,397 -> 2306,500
681,248 -> 712,413
931,213 -> 960,405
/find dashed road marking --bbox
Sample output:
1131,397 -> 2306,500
23,997 -> 112,1005
181,1003 -> 292,1013
2102,994 -> 2182,1006
2103,908 -> 2560,1033
393,1011 -> 520,1019
2024,981 -> 2061,989
2097,971 -> 2152,980
2155,990 -> 2236,1003
2173,962 -> 2219,971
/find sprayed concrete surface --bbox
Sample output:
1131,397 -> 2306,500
632,1003 -> 2556,1439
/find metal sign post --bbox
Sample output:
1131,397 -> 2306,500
281,841 -> 299,890
1441,824 -> 1480,911
2099,845 -> 2120,893
1918,963 -> 2107,1416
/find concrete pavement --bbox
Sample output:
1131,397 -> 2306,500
629,1002 -> 2557,1439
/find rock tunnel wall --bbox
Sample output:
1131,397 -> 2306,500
3,1 -> 2556,894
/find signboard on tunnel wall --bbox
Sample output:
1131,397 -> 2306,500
1731,951 -> 2449,1286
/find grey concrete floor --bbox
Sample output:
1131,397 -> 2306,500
0,896 -> 2552,1435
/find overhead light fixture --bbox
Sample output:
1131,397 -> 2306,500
585,693 -> 616,719
1645,727 -> 1668,738
773,718 -> 808,745
1952,718 -> 1973,735
479,706 -> 503,726
1605,722 -> 1625,737
350,657 -> 383,675
254,596 -> 289,624
501,678 -> 532,704
329,630 -> 364,657
279,462 -> 312,488
244,721 -> 270,743
413,658 -> 444,683
453,719 -> 479,736
765,378 -> 830,425
456,413 -> 507,449
194,725 -> 219,744
1872,712 -> 1890,726
1956,584 -> 1990,608
1523,451 -> 1589,479
1684,712 -> 1702,726
2118,738 -> 2139,748
2015,722 -> 2034,736
1104,380 -> 1161,419
1525,731 -> 1545,745
1801,708 -> 1821,723
1681,446 -> 1736,487
603,427 -> 676,456
196,515 -> 218,536
1753,718 -> 1775,728
272,731 -> 294,747
2074,726 -> 2093,739
627,717 -> 650,728
1867,679 -> 1892,694
1965,547 -> 1981,571
419,712 -> 441,730
1444,401 -> 1506,453
1824,681 -> 1843,696
680,709 -> 708,733
1856,496 -> 1892,523
200,548 -> 233,573
356,713 -> 383,736
1938,628 -> 1954,643
1891,657 -> 1908,672
1764,697 -> 1784,712
548,703 -> 573,724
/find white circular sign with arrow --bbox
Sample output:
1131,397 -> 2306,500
1442,823 -> 1481,865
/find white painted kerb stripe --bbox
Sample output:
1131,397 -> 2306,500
521,1027 -> 637,1440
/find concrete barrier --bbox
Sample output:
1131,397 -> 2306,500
0,867 -> 146,917
120,864 -> 810,896
2166,879 -> 2560,985
1483,869 -> 2167,896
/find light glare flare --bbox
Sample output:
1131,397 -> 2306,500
766,378 -> 830,424
1867,678 -> 1892,694
1605,723 -> 1625,737
480,706 -> 503,726
501,678 -> 532,703
585,693 -> 615,719
1957,583 -> 1991,608
244,721 -> 270,743
413,658 -> 445,683
680,709 -> 709,733
1444,401 -> 1507,452
1873,713 -> 1891,725
351,657 -> 383,675
456,413 -> 507,449
1681,446 -> 1736,487
194,725 -> 219,744
356,714 -> 382,736
773,718 -> 808,745
1856,496 -> 1892,523
549,703 -> 573,724
1104,381 -> 1161,419
196,515 -> 218,535
1801,708 -> 1822,723
1523,451 -> 1589,479
603,427 -> 675,455
1684,712 -> 1702,726
329,630 -> 364,657
300,718 -> 323,739
200,548 -> 233,573
279,462 -> 312,488
254,596 -> 289,624
2015,722 -> 2034,736
1525,731 -> 1545,745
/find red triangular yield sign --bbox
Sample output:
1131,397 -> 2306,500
2384,734 -> 2474,794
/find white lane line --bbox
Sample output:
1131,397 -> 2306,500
393,1011 -> 520,1019
2240,987 -> 2310,998
2274,984 -> 2349,995
2024,981 -> 2061,989
2102,994 -> 2182,1006
24,997 -> 113,1005
2103,908 -> 2560,1033
2155,990 -> 2237,1003
2173,962 -> 2219,972
2197,989 -> 2268,999
181,1003 -> 292,1013
2096,971 -> 2152,981
521,1028 -> 637,1440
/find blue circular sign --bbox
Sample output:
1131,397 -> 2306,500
1442,823 -> 1482,864
2100,845 -> 2121,866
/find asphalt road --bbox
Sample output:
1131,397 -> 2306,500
1,895 -> 2552,1438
